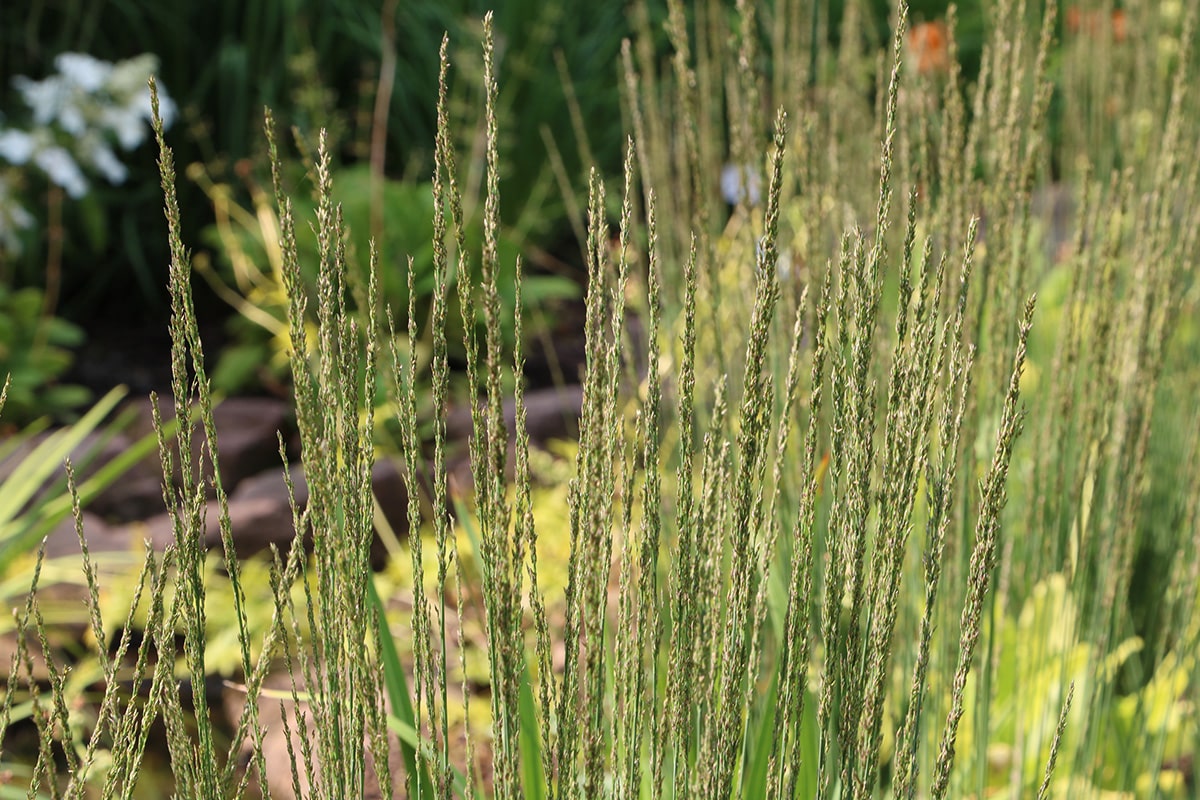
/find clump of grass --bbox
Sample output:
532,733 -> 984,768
4,1 -> 1200,798
387,6 -> 1051,799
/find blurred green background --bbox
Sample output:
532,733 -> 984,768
0,0 -> 1001,421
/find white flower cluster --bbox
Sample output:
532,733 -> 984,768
721,163 -> 762,207
0,52 -> 175,256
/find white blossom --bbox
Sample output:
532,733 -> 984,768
12,75 -> 68,128
57,102 -> 89,136
721,163 -> 762,206
134,83 -> 176,131
79,134 -> 128,184
33,146 -> 88,198
55,52 -> 113,93
0,128 -> 36,165
105,53 -> 175,142
99,101 -> 153,150
106,54 -> 158,97
1,127 -> 98,193
1,51 -> 172,234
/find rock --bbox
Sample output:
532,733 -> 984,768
135,494 -> 299,561
442,384 -> 583,495
123,395 -> 295,499
92,470 -> 168,522
0,392 -> 303,530
444,384 -> 583,445
129,457 -> 410,565
40,510 -> 120,561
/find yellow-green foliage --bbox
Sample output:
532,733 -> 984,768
936,575 -> 1137,796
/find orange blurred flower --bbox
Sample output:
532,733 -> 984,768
1111,9 -> 1128,42
907,20 -> 951,75
1066,6 -> 1128,43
